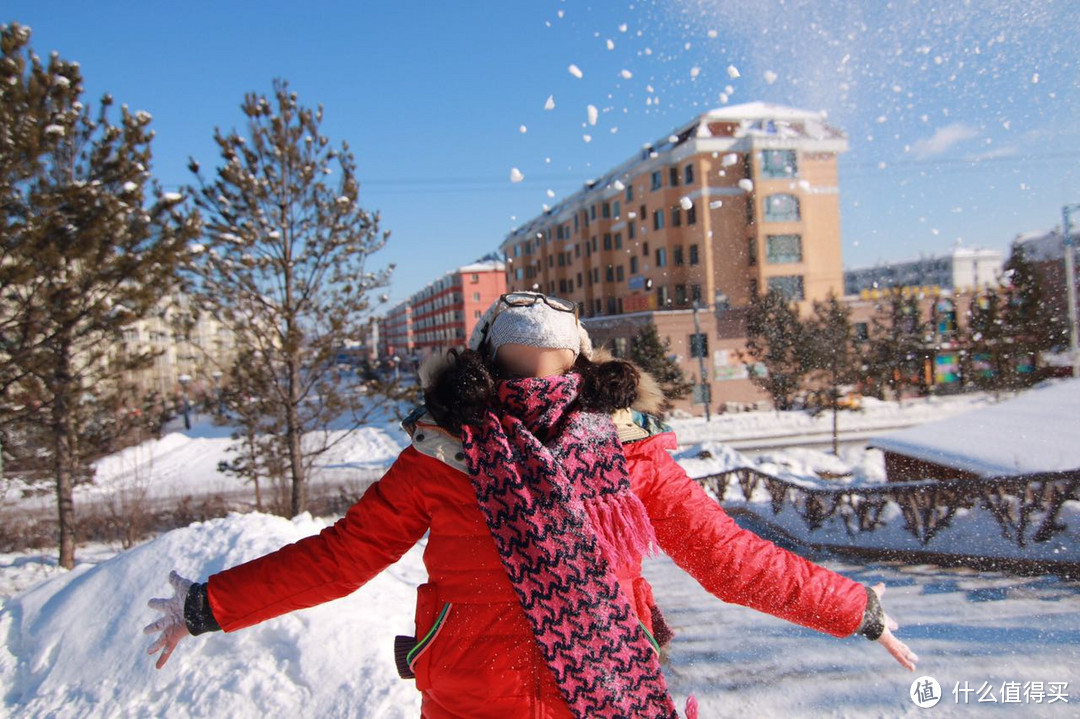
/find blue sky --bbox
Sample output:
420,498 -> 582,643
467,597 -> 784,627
8,1 -> 1079,306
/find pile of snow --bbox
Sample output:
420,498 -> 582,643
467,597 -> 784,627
868,378 -> 1080,476
672,441 -> 886,486
0,512 -> 424,718
3,414 -> 408,512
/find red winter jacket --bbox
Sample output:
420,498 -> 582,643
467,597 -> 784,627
205,421 -> 869,718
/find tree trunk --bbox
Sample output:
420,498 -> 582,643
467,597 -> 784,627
285,358 -> 306,517
51,344 -> 77,570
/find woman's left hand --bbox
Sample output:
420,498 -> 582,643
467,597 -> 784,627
870,582 -> 919,671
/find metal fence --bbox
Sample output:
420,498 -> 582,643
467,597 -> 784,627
694,466 -> 1080,549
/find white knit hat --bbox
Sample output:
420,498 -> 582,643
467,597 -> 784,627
468,292 -> 593,361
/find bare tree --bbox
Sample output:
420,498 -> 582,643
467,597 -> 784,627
182,78 -> 394,517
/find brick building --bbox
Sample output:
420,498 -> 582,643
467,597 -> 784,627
500,102 -> 849,414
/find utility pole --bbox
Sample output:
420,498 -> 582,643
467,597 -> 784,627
1063,204 -> 1080,378
691,300 -> 711,421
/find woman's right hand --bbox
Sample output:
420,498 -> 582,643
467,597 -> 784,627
871,582 -> 919,671
144,570 -> 194,669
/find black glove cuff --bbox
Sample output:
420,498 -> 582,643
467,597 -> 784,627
855,584 -> 885,641
184,581 -> 222,635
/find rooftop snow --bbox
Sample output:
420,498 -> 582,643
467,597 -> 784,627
868,378 -> 1080,477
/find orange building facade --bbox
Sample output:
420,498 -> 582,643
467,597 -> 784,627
500,103 -> 849,415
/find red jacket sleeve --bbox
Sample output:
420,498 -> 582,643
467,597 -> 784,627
206,445 -> 433,632
633,435 -> 868,638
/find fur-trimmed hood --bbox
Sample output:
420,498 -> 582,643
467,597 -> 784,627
418,345 -> 665,416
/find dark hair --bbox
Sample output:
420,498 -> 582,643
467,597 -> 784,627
423,344 -> 640,435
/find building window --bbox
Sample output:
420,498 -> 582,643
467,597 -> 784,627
602,202 -> 611,219
642,241 -> 649,256
639,204 -> 646,220
604,233 -> 612,250
686,201 -> 697,225
575,243 -> 580,257
630,256 -> 638,274
672,206 -> 682,227
766,234 -> 803,264
606,266 -> 615,282
592,236 -> 597,252
657,285 -> 669,306
574,215 -> 579,232
675,284 -> 687,305
689,244 -> 699,265
614,233 -> 622,249
691,283 -> 701,302
613,201 -> 621,219
653,209 -> 665,231
854,322 -> 869,342
577,272 -> 583,288
748,237 -> 757,266
590,204 -> 597,220
746,197 -> 756,225
669,166 -> 679,187
673,246 -> 684,266
626,184 -> 633,202
470,273 -> 479,283
764,193 -> 800,222
593,267 -> 599,283
684,163 -> 695,184
760,149 -> 797,178
651,170 -> 662,191
767,275 -> 804,301
656,247 -> 667,267
616,265 -> 624,282
628,223 -> 635,239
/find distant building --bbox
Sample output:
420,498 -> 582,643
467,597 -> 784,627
500,102 -> 850,414
376,259 -> 506,363
843,247 -> 1003,298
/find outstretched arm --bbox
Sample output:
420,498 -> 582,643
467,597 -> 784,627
206,446 -> 434,631
145,446 -> 435,667
631,437 -> 917,670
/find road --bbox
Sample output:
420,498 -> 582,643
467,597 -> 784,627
645,511 -> 1080,717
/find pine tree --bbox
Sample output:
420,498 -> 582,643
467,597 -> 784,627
627,322 -> 693,413
965,289 -> 1010,396
182,78 -> 395,517
803,292 -> 861,454
0,24 -> 198,568
865,289 -> 932,403
742,288 -> 809,411
1000,242 -> 1056,387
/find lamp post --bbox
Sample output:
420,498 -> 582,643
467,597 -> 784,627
691,299 -> 710,421
177,374 -> 191,430
1063,204 -> 1080,378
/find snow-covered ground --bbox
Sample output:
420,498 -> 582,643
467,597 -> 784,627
663,391 -> 995,447
1,511 -> 1076,717
1,408 -> 412,517
0,512 -> 426,718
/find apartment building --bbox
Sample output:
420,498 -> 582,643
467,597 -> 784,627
378,259 -> 506,363
844,246 -> 1003,298
499,102 -> 849,413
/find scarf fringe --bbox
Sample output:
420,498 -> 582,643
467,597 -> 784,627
584,490 -> 659,570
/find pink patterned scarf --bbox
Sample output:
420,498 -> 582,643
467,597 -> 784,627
460,370 -> 680,718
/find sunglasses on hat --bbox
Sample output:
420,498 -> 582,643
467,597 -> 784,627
481,292 -> 580,346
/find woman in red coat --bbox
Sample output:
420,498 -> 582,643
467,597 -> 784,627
145,291 -> 918,718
